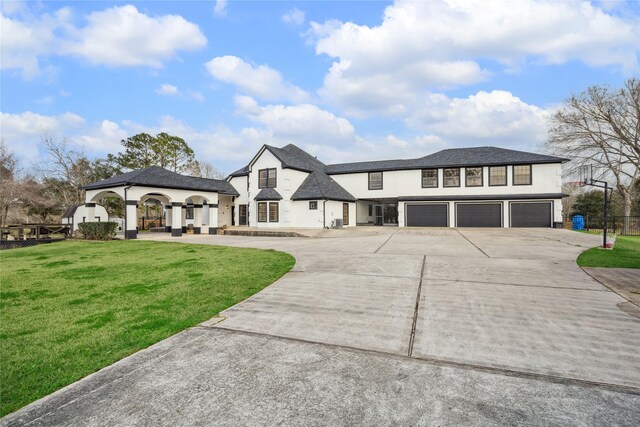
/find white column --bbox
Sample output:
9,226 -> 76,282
125,200 -> 137,239
171,202 -> 182,236
194,204 -> 203,234
165,205 -> 172,232
208,203 -> 219,234
85,203 -> 96,222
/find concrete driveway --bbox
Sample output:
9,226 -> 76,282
4,228 -> 639,426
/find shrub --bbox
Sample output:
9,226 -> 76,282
78,222 -> 118,240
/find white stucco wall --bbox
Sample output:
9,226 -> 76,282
330,163 -> 563,200
218,195 -> 233,227
62,205 -> 109,231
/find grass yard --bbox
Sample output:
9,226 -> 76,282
577,235 -> 640,268
0,240 -> 295,416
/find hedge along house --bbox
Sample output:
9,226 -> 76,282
61,204 -> 109,232
82,166 -> 239,239
227,144 -> 569,229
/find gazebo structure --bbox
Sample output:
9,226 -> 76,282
82,166 -> 239,239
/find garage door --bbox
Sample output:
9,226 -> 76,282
511,202 -> 551,227
406,204 -> 448,227
456,203 -> 502,227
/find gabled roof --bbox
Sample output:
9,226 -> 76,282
264,144 -> 327,172
62,204 -> 82,219
254,188 -> 283,201
291,172 -> 356,202
325,147 -> 568,175
229,165 -> 249,177
83,166 -> 240,196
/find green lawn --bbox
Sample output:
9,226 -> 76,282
0,240 -> 294,416
577,235 -> 640,268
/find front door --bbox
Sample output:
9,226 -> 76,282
239,205 -> 247,226
374,205 -> 383,226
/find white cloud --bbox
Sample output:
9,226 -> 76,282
214,0 -> 227,17
0,8 -> 69,79
0,111 -> 85,157
406,90 -> 551,151
156,84 -> 204,102
156,84 -> 179,96
311,0 -> 640,117
205,55 -> 308,103
63,5 -> 207,67
1,4 -> 207,77
234,95 -> 355,146
282,8 -> 305,27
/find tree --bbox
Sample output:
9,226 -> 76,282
572,191 -> 607,218
40,135 -> 115,207
108,133 -> 197,173
546,79 -> 640,228
0,140 -> 22,226
21,177 -> 62,223
188,160 -> 225,179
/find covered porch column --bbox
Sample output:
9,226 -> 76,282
208,203 -> 219,234
193,204 -> 203,234
125,200 -> 137,239
165,205 -> 172,232
171,202 -> 182,236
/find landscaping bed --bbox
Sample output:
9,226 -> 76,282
0,240 -> 294,416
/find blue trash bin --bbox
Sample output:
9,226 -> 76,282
572,215 -> 584,231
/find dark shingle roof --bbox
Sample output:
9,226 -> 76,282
325,147 -> 568,174
265,144 -> 327,172
62,204 -> 82,218
254,188 -> 283,200
83,166 -> 239,195
229,165 -> 249,177
291,172 -> 356,202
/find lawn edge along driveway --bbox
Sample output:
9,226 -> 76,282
0,240 -> 295,417
577,235 -> 640,269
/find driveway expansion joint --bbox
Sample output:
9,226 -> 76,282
408,255 -> 426,357
211,327 -> 640,396
455,229 -> 490,258
428,277 -> 613,292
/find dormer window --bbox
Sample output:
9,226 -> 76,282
259,168 -> 277,188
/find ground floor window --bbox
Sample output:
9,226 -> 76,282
269,202 -> 279,222
257,202 -> 267,222
343,203 -> 349,225
309,201 -> 317,210
186,207 -> 194,219
239,204 -> 247,225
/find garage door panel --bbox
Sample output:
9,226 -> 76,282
456,203 -> 502,227
511,202 -> 551,228
406,204 -> 448,227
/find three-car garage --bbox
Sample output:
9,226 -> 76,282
403,199 -> 556,228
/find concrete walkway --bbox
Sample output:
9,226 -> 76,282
3,228 -> 639,426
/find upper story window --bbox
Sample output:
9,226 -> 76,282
513,164 -> 532,185
489,166 -> 507,186
368,172 -> 383,190
465,167 -> 483,187
421,169 -> 438,188
443,168 -> 460,187
258,168 -> 277,188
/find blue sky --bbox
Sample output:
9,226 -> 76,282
1,0 -> 639,174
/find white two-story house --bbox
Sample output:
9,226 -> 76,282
227,144 -> 567,229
